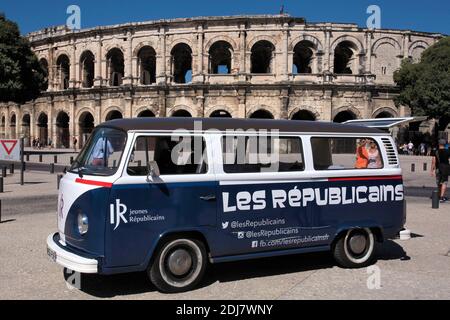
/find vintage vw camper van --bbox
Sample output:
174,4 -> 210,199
47,118 -> 406,292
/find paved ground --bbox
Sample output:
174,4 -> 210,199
0,196 -> 449,300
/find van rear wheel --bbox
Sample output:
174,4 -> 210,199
333,228 -> 375,268
148,238 -> 207,293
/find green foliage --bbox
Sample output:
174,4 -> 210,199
394,37 -> 450,119
0,14 -> 47,103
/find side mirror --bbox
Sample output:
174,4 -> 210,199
146,161 -> 160,182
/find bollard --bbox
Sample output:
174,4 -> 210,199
39,154 -> 43,163
411,163 -> 415,172
22,162 -> 26,172
10,163 -> 14,175
70,156 -> 74,165
432,190 -> 440,209
0,199 -> 2,223
57,174 -> 63,190
26,154 -> 30,162
54,155 -> 58,164
423,163 -> 427,171
2,166 -> 6,178
0,177 -> 3,193
50,163 -> 55,174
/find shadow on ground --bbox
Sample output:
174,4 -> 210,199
73,240 -> 406,298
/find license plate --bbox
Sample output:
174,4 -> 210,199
47,247 -> 57,262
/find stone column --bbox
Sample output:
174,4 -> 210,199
49,102 -> 55,147
5,107 -> 10,139
237,89 -> 246,118
403,32 -> 410,59
123,30 -> 133,85
30,107 -> 35,141
324,26 -> 331,72
48,46 -> 54,91
366,31 -> 373,74
69,43 -> 77,88
157,26 -> 167,84
282,23 -> 289,81
238,26 -> 247,81
193,24 -> 204,83
280,88 -> 289,119
158,90 -> 167,117
70,100 -> 76,149
94,35 -> 103,87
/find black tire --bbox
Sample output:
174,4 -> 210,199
333,228 -> 376,268
148,238 -> 207,293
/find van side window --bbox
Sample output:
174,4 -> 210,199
311,137 -> 383,170
127,136 -> 208,176
222,136 -> 304,173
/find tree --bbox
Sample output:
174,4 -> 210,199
0,13 -> 47,103
394,37 -> 450,122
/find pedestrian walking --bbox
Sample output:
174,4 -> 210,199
431,139 -> 450,203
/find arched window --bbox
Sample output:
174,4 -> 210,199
137,110 -> 156,118
79,112 -> 95,148
37,113 -> 48,145
333,110 -> 356,123
137,46 -> 156,85
80,51 -> 95,88
106,48 -> 124,86
105,110 -> 123,121
210,110 -> 232,118
249,109 -> 274,119
293,41 -> 315,74
334,41 -> 358,74
251,40 -> 275,74
291,110 -> 316,121
56,55 -> 70,90
209,41 -> 233,74
171,43 -> 193,84
39,58 -> 49,91
172,109 -> 192,117
56,111 -> 70,148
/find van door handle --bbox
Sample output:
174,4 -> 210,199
200,195 -> 216,202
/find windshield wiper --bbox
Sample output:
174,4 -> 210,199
71,159 -> 86,178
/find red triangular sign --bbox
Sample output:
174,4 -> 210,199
1,140 -> 18,155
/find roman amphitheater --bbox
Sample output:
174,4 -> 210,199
0,15 -> 444,148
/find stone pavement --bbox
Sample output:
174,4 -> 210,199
0,196 -> 449,300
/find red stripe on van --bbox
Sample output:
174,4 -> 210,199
329,175 -> 402,182
75,178 -> 113,188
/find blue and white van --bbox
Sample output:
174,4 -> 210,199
47,118 -> 406,293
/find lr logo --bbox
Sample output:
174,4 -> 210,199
110,199 -> 128,230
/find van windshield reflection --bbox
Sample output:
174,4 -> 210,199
70,128 -> 127,176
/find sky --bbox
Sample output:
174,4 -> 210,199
1,0 -> 449,35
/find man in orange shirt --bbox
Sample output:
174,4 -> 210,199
355,139 -> 369,169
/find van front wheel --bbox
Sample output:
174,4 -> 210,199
149,238 -> 207,293
333,228 -> 375,268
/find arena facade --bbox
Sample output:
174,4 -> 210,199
0,15 -> 444,148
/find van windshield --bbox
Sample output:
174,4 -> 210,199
70,127 -> 127,176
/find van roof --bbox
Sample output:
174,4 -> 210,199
98,117 -> 385,134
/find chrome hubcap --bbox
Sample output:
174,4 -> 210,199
348,234 -> 367,255
167,249 -> 193,276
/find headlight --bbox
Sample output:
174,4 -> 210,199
77,212 -> 89,235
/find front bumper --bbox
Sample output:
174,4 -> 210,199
46,233 -> 98,274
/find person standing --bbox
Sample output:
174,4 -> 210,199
408,141 -> 414,155
431,139 -> 450,203
73,136 -> 78,151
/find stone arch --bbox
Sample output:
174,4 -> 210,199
56,53 -> 71,90
205,35 -> 237,53
79,50 -> 95,88
207,105 -> 235,118
136,45 -> 157,85
408,40 -> 430,57
330,35 -> 364,54
332,106 -> 361,123
247,106 -> 274,119
78,110 -> 95,148
9,112 -> 17,139
103,107 -> 124,121
250,40 -> 276,74
289,34 -> 323,52
372,107 -> 398,118
332,37 -> 363,74
169,105 -> 196,117
371,37 -> 401,53
133,41 -> 158,57
36,112 -> 49,145
247,35 -> 278,51
55,110 -> 70,148
289,107 -> 320,121
0,114 -> 6,138
170,42 -> 193,84
134,106 -> 159,118
208,40 -> 234,74
39,57 -> 49,91
106,47 -> 125,86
